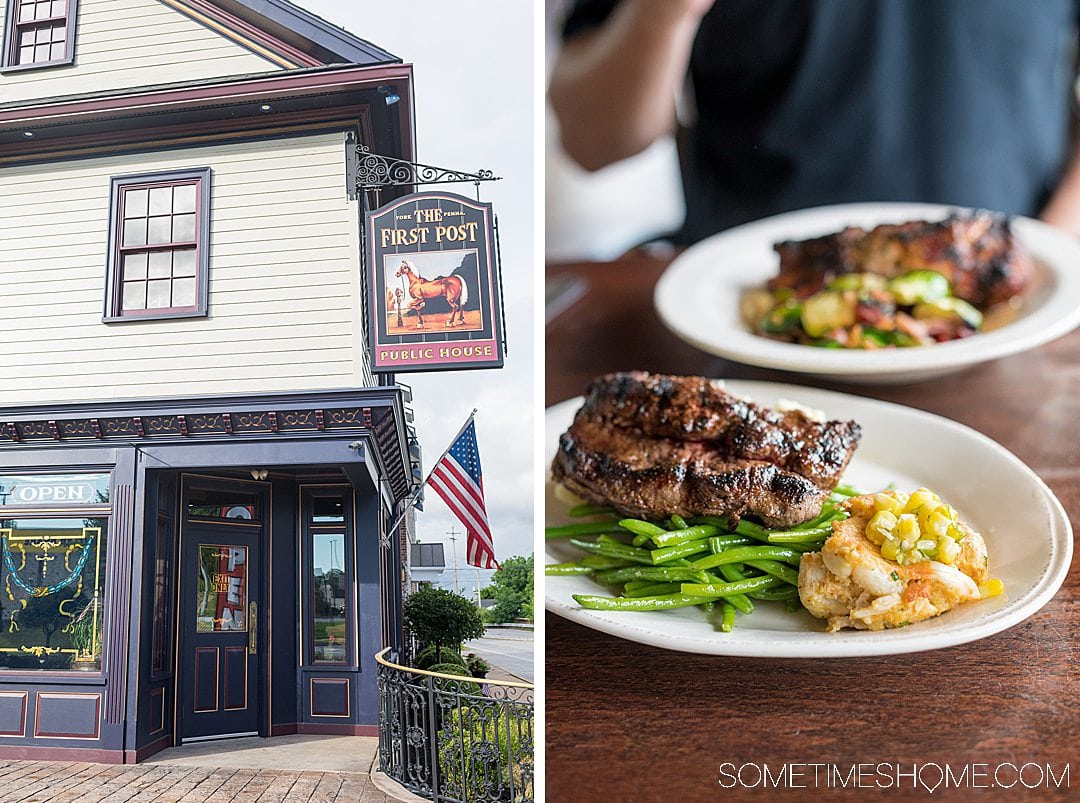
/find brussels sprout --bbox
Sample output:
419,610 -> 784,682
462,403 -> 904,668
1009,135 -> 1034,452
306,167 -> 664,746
912,297 -> 983,328
887,270 -> 950,305
860,327 -> 892,348
827,273 -> 887,293
760,298 -> 803,334
800,291 -> 856,337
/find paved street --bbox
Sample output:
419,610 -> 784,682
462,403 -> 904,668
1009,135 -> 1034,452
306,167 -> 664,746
464,627 -> 534,682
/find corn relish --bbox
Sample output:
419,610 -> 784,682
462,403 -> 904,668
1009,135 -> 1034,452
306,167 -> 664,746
863,488 -> 966,566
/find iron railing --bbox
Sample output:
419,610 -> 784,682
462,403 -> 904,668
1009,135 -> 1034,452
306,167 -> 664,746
375,648 -> 534,802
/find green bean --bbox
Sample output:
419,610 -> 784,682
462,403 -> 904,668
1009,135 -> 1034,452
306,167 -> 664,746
617,519 -> 667,538
717,562 -> 748,581
596,533 -> 631,544
679,575 -> 779,597
669,514 -> 689,530
545,562 -> 594,576
569,503 -> 617,517
744,559 -> 800,586
579,555 -> 634,569
594,566 -> 710,585
544,555 -> 635,575
649,539 -> 712,564
546,521 -> 627,539
708,535 -> 756,553
688,545 -> 803,571
785,597 -> 800,613
766,526 -> 832,542
733,520 -> 773,543
623,582 -> 682,598
701,574 -> 754,614
568,538 -> 654,565
712,564 -> 758,610
720,601 -> 736,632
651,525 -> 721,548
572,592 -> 719,611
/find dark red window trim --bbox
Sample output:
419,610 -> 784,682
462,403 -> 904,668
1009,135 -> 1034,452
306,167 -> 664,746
1,0 -> 78,71
104,168 -> 212,323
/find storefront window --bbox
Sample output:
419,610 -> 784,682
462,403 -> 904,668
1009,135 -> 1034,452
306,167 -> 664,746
0,517 -> 107,670
312,531 -> 347,663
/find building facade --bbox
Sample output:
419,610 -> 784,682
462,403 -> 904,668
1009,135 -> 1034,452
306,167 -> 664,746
0,0 -> 419,762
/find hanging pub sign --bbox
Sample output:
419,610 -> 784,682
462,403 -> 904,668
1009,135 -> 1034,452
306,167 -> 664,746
367,191 -> 505,373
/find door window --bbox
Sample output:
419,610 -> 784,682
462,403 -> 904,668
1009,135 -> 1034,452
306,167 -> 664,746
195,545 -> 248,632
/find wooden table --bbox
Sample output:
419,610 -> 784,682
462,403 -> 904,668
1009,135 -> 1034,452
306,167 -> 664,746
545,254 -> 1079,801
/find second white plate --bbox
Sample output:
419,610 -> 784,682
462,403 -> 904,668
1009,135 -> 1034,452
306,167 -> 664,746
654,203 -> 1080,383
545,381 -> 1072,657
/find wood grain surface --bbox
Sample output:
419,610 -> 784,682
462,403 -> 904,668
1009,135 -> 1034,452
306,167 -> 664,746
544,254 -> 1079,802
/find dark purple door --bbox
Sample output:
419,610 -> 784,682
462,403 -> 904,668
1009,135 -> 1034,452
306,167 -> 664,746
179,520 -> 262,740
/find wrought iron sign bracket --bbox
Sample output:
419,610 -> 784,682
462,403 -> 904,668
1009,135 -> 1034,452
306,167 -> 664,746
355,145 -> 501,205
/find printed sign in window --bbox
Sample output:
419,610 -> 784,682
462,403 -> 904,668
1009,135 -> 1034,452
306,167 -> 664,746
196,545 -> 247,632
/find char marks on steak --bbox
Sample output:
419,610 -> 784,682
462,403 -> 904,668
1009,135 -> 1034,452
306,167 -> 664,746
552,372 -> 862,528
770,210 -> 1032,307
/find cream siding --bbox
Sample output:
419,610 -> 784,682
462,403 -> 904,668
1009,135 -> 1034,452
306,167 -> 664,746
0,0 -> 281,105
0,131 -> 374,404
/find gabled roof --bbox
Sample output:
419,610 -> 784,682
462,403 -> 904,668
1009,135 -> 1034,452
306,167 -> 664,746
165,0 -> 400,69
226,0 -> 400,64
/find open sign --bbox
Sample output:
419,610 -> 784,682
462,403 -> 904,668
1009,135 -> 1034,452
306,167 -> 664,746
0,474 -> 110,507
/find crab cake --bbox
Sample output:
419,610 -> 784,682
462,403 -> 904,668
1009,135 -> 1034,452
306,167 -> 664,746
798,489 -> 997,632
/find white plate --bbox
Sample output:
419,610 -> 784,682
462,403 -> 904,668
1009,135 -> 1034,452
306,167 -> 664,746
545,382 -> 1072,657
654,203 -> 1080,383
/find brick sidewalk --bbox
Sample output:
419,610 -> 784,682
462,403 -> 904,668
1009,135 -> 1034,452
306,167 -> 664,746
0,760 -> 399,802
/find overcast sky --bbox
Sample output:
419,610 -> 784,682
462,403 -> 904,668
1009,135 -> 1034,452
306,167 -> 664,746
298,1 -> 536,587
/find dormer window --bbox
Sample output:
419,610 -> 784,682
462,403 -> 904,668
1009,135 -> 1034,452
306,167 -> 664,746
104,168 -> 212,322
2,0 -> 77,70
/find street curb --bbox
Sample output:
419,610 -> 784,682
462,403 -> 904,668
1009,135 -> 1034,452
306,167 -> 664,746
370,755 -> 430,802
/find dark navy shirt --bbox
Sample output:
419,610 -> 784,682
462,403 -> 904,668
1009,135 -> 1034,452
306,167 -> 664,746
563,1 -> 1080,242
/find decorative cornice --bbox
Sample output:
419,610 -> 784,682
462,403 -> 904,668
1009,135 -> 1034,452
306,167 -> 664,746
0,388 -> 412,498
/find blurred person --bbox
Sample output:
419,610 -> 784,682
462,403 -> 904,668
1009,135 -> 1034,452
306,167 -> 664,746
549,0 -> 1080,242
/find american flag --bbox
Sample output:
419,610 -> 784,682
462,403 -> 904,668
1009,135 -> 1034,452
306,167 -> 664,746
428,417 -> 500,570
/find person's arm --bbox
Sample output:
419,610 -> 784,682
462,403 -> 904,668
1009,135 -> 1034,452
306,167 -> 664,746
549,0 -> 714,171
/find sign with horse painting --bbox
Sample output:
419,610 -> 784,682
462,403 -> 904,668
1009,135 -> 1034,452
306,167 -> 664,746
367,191 -> 504,373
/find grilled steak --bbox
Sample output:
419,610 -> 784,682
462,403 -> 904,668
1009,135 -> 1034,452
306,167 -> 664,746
770,210 -> 1032,308
551,372 -> 862,528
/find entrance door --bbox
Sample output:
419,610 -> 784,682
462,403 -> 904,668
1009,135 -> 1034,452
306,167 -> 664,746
179,515 -> 263,741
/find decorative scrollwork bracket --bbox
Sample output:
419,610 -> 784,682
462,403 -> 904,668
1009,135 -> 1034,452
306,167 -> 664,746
356,145 -> 501,199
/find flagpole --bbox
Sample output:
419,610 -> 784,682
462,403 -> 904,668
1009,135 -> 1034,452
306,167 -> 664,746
383,408 -> 478,541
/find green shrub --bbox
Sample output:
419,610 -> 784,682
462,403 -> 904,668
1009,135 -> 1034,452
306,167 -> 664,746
403,587 -> 484,654
465,652 -> 491,678
414,645 -> 467,670
438,705 -> 533,802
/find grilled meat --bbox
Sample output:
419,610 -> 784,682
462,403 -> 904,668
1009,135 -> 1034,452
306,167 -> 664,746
771,210 -> 1032,308
551,372 -> 862,528
577,371 -> 860,491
